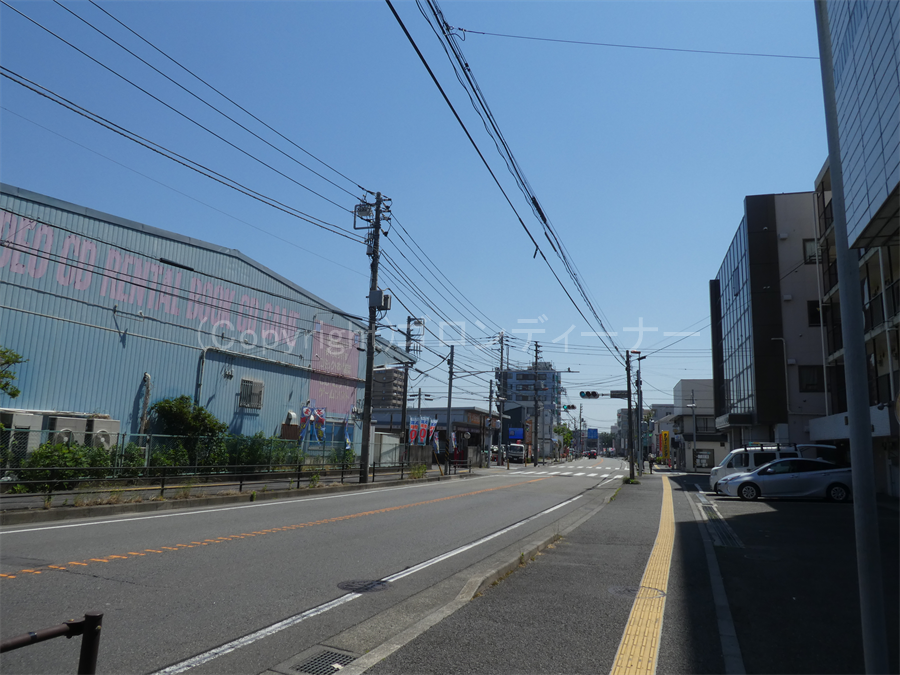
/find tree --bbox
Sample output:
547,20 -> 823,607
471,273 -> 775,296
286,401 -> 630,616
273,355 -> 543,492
149,396 -> 228,467
0,346 -> 26,399
149,395 -> 227,437
553,423 -> 573,449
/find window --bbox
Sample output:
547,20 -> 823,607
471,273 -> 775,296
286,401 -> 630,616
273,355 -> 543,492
752,452 -> 776,467
799,366 -> 825,392
808,301 -> 822,327
239,379 -> 264,409
803,239 -> 819,264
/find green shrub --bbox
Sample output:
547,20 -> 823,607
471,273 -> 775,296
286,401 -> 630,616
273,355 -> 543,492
18,441 -> 113,492
409,464 -> 427,479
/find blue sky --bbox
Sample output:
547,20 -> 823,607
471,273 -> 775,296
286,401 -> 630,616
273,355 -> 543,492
0,1 -> 828,430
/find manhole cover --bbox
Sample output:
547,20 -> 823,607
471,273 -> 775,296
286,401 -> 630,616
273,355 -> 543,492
337,579 -> 389,593
743,551 -> 780,561
608,585 -> 666,599
293,650 -> 356,675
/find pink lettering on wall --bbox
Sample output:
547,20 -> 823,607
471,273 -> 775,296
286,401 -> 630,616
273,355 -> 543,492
99,248 -> 122,298
10,216 -> 34,274
27,223 -> 53,279
0,211 -> 13,269
308,323 -> 360,416
236,294 -> 258,333
74,239 -> 96,290
56,234 -> 80,287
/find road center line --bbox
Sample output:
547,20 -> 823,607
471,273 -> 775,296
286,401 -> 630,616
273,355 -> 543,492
152,493 -> 583,674
1,478 -> 551,579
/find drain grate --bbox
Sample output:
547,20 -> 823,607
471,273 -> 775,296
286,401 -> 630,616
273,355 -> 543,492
337,579 -> 389,593
293,650 -> 356,675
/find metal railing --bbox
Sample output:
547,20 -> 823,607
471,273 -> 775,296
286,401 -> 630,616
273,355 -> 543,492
0,459 -> 438,507
1,612 -> 103,675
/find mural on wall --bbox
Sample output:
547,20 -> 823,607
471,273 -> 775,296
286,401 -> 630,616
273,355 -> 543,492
308,321 -> 360,417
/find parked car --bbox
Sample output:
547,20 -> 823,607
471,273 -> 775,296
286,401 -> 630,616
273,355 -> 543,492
710,445 -> 801,493
717,458 -> 852,502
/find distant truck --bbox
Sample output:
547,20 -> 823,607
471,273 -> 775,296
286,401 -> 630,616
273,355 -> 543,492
507,443 -> 528,463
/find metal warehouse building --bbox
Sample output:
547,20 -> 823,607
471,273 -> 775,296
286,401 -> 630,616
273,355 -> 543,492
0,184 -> 410,454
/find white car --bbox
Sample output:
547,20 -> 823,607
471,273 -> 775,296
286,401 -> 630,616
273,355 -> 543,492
718,458 -> 852,502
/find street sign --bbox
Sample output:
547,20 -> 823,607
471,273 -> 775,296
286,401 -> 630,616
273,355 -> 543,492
609,390 -> 628,399
587,428 -> 598,440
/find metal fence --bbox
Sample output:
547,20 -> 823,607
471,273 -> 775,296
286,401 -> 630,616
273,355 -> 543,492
0,612 -> 103,675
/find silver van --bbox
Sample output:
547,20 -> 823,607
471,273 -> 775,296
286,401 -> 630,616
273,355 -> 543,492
711,446 -> 800,493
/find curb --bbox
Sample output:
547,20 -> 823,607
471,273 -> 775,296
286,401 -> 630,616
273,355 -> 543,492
325,483 -> 621,675
0,472 -> 475,527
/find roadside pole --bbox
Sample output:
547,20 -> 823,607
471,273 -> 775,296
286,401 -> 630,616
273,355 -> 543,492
359,192 -> 383,485
626,351 -> 634,481
814,4 -> 888,671
445,345 -> 454,476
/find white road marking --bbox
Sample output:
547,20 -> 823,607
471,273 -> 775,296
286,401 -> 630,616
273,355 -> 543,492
152,494 -> 584,674
574,473 -> 585,476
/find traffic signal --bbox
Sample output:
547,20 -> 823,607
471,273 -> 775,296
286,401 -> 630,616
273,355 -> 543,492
562,404 -> 576,410
579,391 -> 600,399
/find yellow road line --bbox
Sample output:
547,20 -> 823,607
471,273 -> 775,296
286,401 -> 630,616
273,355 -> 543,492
2,477 -> 550,580
610,476 -> 675,675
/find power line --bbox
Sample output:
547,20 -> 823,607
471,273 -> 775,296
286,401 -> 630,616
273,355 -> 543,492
0,68 -> 365,244
453,27 -> 820,61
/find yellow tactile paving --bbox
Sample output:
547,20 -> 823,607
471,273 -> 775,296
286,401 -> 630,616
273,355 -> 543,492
610,476 -> 675,675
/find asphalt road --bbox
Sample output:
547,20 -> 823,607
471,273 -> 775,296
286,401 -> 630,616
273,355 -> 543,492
0,457 -> 632,674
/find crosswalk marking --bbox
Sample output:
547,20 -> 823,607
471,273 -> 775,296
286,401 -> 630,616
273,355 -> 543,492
588,473 -> 597,477
574,473 -> 585,476
560,472 -> 573,476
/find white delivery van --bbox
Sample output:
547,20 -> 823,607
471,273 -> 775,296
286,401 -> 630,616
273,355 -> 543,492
710,445 -> 800,493
507,443 -> 527,463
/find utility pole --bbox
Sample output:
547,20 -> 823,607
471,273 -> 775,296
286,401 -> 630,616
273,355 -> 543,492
814,5 -> 888,672
359,192 -> 383,485
634,351 -> 645,472
689,389 -> 698,471
626,351 -> 634,480
486,379 -> 493,467
532,342 -> 540,467
498,332 -> 506,469
398,316 -> 421,464
445,345 -> 454,476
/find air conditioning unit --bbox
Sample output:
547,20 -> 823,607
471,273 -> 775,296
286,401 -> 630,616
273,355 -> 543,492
0,412 -> 42,461
48,416 -> 88,445
86,418 -> 121,450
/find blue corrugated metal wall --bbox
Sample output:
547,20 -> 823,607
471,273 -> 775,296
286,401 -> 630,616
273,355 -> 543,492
0,185 -> 406,440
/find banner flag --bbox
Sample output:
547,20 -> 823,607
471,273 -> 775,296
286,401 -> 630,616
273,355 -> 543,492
417,416 -> 428,445
314,408 -> 326,444
344,415 -> 352,451
299,406 -> 312,441
409,417 -> 418,445
430,419 -> 438,450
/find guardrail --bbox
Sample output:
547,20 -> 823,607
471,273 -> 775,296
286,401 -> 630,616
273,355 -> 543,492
0,612 -> 103,674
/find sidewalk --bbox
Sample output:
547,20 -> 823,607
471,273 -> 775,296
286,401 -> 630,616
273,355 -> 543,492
364,474 -> 674,675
